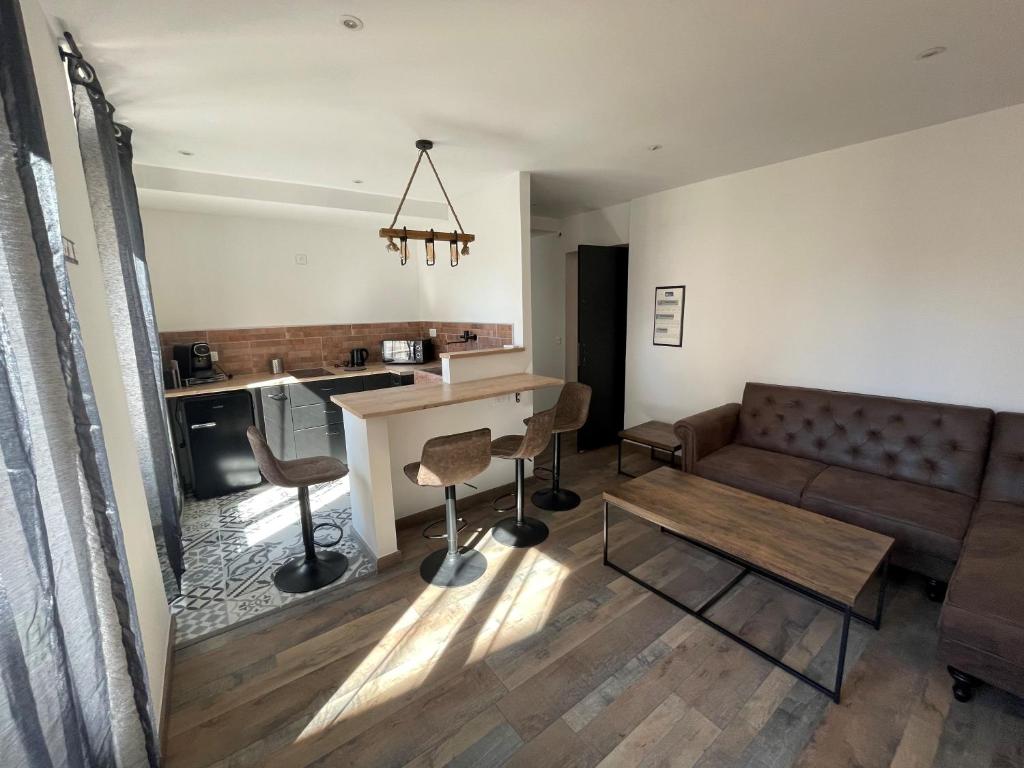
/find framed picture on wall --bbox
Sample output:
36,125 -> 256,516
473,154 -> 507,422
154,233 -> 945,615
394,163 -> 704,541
653,285 -> 685,346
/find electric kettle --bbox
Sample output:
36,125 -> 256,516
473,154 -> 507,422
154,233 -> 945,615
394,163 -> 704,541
349,348 -> 369,368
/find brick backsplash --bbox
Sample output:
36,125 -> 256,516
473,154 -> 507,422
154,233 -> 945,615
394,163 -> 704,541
160,320 -> 514,375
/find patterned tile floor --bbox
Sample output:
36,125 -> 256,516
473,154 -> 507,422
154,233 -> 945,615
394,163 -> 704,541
170,477 -> 375,645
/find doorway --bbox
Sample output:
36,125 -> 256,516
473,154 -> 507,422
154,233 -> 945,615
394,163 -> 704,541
575,245 -> 628,450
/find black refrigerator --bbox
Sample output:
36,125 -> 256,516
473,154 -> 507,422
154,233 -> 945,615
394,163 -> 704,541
183,391 -> 262,499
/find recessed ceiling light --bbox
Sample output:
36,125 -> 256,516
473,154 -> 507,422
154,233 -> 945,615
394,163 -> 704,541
915,46 -> 947,60
177,149 -> 194,156
340,15 -> 364,31
648,144 -> 663,152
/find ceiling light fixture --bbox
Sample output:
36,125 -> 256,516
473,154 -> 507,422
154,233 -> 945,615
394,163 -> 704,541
915,46 -> 947,60
381,139 -> 475,267
177,149 -> 194,156
340,15 -> 364,31
352,179 -> 364,184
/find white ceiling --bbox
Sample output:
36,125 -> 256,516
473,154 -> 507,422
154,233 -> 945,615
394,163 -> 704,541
42,0 -> 1024,218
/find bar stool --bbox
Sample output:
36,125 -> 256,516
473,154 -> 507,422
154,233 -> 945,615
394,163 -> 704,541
491,407 -> 557,548
531,382 -> 592,511
405,428 -> 492,587
246,427 -> 349,594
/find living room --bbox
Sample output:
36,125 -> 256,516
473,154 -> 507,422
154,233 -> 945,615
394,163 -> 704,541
3,1 -> 1023,766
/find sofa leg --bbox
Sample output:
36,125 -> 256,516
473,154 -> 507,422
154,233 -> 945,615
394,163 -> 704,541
948,666 -> 979,703
926,578 -> 947,602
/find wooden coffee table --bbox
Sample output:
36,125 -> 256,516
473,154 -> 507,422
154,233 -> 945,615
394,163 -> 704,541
602,467 -> 893,703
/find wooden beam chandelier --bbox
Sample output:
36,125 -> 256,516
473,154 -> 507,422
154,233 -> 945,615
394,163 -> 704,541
381,140 -> 475,267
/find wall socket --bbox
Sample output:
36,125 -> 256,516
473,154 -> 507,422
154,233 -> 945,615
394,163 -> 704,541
295,253 -> 308,266
428,328 -> 437,337
210,350 -> 219,362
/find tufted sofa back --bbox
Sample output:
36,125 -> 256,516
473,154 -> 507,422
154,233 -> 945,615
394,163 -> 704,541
980,412 -> 1024,505
736,383 -> 994,497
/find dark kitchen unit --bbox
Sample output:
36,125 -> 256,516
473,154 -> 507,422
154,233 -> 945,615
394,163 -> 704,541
258,371 -> 412,465
182,391 -> 262,499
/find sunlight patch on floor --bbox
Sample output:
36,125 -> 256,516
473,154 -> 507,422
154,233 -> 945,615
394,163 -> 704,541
291,530 -> 569,752
241,478 -> 351,546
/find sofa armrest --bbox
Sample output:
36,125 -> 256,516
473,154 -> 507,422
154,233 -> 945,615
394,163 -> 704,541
673,403 -> 741,472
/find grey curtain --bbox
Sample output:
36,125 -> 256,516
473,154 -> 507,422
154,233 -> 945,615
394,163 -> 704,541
65,39 -> 184,593
0,1 -> 158,766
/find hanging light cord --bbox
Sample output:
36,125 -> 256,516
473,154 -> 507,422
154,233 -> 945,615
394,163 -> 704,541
423,150 -> 467,236
387,150 -> 425,230
387,148 -> 467,236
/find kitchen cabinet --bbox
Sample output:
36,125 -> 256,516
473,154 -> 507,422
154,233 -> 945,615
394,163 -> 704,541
257,371 -> 412,464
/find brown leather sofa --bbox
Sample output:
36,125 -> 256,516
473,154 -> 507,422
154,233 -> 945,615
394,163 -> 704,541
674,383 -> 993,590
938,412 -> 1024,702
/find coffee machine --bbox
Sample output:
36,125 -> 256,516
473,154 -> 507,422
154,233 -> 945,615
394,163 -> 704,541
172,342 -> 217,384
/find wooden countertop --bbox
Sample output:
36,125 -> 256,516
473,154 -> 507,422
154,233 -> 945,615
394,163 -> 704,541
439,346 -> 525,360
163,363 -> 429,399
332,373 -> 563,419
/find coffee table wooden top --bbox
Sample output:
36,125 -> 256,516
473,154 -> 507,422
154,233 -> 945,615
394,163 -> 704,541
603,468 -> 893,606
618,420 -> 681,452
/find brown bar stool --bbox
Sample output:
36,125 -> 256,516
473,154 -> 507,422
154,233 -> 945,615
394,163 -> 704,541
405,428 -> 492,587
246,427 -> 349,593
490,408 -> 557,547
531,382 -> 592,511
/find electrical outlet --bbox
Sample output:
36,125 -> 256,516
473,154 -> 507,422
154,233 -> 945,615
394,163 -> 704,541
295,253 -> 308,266
210,350 -> 219,362
428,328 -> 437,337
555,336 -> 562,345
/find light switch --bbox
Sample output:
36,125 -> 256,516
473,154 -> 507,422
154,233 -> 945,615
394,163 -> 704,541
295,253 -> 308,266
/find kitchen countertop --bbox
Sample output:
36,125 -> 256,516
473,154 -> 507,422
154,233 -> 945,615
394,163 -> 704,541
163,363 -> 433,399
332,373 -> 563,419
439,346 -> 526,359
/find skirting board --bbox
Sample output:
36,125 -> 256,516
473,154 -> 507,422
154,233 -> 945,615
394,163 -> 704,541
160,613 -> 176,759
376,550 -> 404,571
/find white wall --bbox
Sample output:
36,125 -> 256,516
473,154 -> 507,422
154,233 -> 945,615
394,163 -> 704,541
625,104 -> 1024,426
142,206 -> 445,331
418,172 -> 531,344
560,201 -> 631,254
529,200 -> 631,410
20,0 -> 171,723
530,232 -> 565,410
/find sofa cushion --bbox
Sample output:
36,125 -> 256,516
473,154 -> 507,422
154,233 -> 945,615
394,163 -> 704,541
802,466 -> 973,565
694,444 -> 826,506
981,412 -> 1024,505
940,501 -> 1024,686
736,383 -> 993,497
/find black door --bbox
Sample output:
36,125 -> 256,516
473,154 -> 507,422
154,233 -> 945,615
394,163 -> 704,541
577,244 -> 628,450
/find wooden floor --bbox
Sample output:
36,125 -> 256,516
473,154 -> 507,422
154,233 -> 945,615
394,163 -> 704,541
166,442 -> 1024,768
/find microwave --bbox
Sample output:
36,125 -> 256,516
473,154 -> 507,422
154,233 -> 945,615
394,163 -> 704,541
381,338 -> 434,365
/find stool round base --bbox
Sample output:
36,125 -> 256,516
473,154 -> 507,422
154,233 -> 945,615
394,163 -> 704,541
492,517 -> 549,548
420,548 -> 488,587
531,487 -> 581,511
273,550 -> 349,594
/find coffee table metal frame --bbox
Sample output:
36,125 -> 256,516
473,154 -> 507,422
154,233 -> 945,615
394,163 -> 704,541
602,500 -> 890,704
616,439 -> 681,478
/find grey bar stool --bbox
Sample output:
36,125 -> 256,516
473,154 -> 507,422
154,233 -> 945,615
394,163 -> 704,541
490,407 -> 557,547
247,427 -> 349,593
531,382 -> 592,511
405,428 -> 492,587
